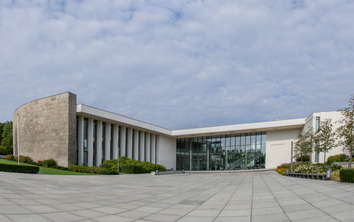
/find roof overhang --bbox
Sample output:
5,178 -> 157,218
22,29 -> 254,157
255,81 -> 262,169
77,104 -> 173,136
172,118 -> 306,137
77,104 -> 306,138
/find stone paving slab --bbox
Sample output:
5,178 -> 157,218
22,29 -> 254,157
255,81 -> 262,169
0,171 -> 353,221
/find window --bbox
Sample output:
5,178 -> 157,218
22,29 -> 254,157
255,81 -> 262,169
176,132 -> 266,171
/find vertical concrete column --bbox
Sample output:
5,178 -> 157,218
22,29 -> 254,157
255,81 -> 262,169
134,130 -> 139,160
206,146 -> 210,170
112,124 -> 119,159
146,132 -> 151,162
120,126 -> 126,157
155,135 -> 159,164
105,123 -> 111,160
88,118 -> 94,167
151,134 -> 156,164
96,120 -> 103,166
127,128 -> 132,158
78,116 -> 84,165
139,131 -> 145,161
190,140 -> 193,171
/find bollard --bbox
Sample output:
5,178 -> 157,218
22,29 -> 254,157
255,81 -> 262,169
326,169 -> 332,180
286,169 -> 289,175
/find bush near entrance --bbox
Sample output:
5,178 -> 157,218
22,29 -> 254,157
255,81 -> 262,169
0,163 -> 39,174
327,154 -> 347,164
339,169 -> 354,183
67,165 -> 115,174
275,162 -> 342,177
295,155 -> 310,162
102,156 -> 166,174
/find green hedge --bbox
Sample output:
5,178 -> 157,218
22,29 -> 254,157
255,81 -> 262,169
340,168 -> 354,183
102,157 -> 166,174
295,155 -> 310,162
327,154 -> 347,164
38,159 -> 57,168
0,163 -> 39,174
67,165 -> 116,174
121,164 -> 145,174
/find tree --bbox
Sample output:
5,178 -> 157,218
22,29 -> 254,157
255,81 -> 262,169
294,130 -> 313,162
315,119 -> 336,162
0,121 -> 13,155
336,95 -> 354,168
0,122 -> 4,144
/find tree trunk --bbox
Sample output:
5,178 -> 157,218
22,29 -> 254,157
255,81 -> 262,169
324,152 -> 326,163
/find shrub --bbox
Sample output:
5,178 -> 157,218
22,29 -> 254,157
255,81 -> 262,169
42,159 -> 57,168
37,161 -> 44,166
0,145 -> 7,155
327,154 -> 347,164
331,170 -> 340,180
89,166 -> 105,174
293,162 -> 342,174
276,162 -> 303,170
68,165 -> 89,172
14,155 -> 35,164
277,163 -> 291,169
67,164 -> 115,174
121,164 -> 145,174
295,155 -> 310,162
344,157 -> 354,162
339,168 -> 354,183
55,166 -> 68,171
5,154 -> 14,161
331,163 -> 342,171
275,168 -> 287,175
102,157 -> 166,174
0,163 -> 39,174
102,159 -> 118,171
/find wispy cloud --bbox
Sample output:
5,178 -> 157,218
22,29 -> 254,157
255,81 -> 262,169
0,0 -> 353,129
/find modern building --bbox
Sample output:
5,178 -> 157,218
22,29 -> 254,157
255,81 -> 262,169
13,92 -> 345,170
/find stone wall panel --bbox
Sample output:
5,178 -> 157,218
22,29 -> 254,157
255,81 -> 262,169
13,92 -> 77,167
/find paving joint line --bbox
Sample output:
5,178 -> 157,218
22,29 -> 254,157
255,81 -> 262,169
211,172 -> 248,222
260,173 -> 292,222
267,173 -> 341,221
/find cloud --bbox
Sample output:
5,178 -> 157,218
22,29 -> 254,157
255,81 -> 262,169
0,0 -> 353,129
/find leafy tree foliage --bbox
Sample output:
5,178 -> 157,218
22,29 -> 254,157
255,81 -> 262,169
296,119 -> 336,164
294,130 -> 313,162
336,95 -> 354,168
314,119 -> 336,162
0,121 -> 13,155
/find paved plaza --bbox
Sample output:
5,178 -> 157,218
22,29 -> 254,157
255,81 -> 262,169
0,171 -> 353,222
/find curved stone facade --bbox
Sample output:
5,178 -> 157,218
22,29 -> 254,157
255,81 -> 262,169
13,92 -> 77,167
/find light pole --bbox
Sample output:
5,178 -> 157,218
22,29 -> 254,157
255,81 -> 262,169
17,114 -> 20,165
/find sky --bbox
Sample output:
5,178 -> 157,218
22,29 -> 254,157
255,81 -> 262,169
0,0 -> 353,130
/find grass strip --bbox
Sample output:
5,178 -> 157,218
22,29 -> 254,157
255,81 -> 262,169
0,158 -> 95,175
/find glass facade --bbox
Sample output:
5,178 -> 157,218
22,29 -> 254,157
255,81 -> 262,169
176,132 -> 266,171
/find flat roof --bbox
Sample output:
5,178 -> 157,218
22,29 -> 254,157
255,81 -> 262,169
77,104 -> 173,136
77,104 -> 306,137
172,118 -> 306,137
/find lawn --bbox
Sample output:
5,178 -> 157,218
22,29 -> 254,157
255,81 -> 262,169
0,158 -> 95,175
